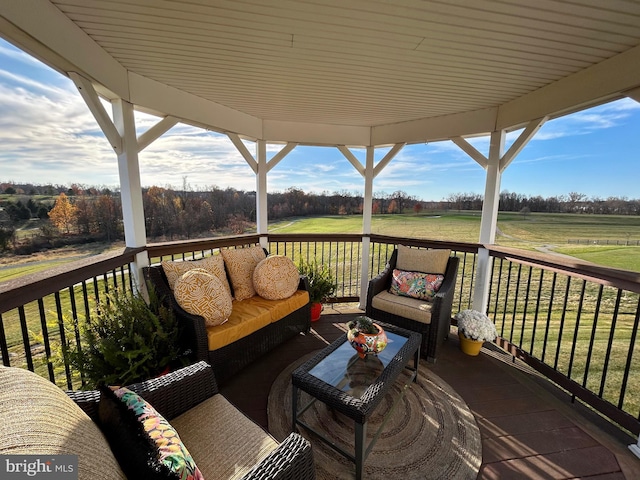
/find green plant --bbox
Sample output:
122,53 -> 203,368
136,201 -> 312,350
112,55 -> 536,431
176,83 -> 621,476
62,286 -> 185,389
297,258 -> 337,303
346,316 -> 379,335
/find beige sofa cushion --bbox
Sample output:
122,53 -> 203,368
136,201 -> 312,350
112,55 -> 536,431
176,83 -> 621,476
172,394 -> 278,480
221,246 -> 267,300
174,268 -> 233,326
396,245 -> 451,274
161,255 -> 231,297
371,290 -> 434,324
0,366 -> 126,480
253,255 -> 300,300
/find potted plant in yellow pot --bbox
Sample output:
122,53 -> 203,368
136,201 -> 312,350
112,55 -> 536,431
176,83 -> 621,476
455,309 -> 497,356
297,258 -> 337,321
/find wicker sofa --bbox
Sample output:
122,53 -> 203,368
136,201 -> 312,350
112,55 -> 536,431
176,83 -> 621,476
0,361 -> 315,480
144,249 -> 311,385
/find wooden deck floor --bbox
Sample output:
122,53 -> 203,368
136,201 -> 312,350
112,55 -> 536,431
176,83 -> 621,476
220,307 -> 640,479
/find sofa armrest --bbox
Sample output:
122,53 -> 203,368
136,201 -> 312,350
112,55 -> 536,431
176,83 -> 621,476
144,265 -> 209,362
241,433 -> 315,480
298,274 -> 310,292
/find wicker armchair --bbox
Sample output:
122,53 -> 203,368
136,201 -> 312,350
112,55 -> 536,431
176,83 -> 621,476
68,361 -> 316,480
365,249 -> 459,362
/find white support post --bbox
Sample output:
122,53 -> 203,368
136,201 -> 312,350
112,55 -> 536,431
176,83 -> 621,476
359,147 -> 375,309
256,140 -> 269,250
112,98 -> 149,290
629,439 -> 640,459
473,130 -> 505,313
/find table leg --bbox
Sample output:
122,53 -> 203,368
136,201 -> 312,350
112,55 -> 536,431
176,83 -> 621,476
355,420 -> 366,480
413,345 -> 420,382
291,384 -> 298,432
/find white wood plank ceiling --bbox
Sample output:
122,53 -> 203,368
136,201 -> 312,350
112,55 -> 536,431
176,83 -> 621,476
2,0 -> 640,144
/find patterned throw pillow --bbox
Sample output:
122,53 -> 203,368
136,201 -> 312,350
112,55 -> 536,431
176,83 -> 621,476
161,255 -> 231,297
98,386 -> 204,480
220,246 -> 267,301
396,245 -> 451,274
173,269 -> 233,326
389,269 -> 445,301
253,255 -> 300,300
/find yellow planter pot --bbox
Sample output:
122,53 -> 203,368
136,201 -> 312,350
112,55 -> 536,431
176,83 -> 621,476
458,332 -> 484,356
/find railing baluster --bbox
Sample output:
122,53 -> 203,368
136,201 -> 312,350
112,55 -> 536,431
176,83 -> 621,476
541,272 -> 557,363
37,298 -> 55,382
619,295 -> 640,411
0,312 -> 8,366
567,280 -> 587,382
519,265 -> 533,347
18,306 -> 34,371
554,277 -> 572,371
530,269 -> 544,355
54,291 -> 73,390
501,262 -> 513,338
509,264 -> 523,344
583,284 -> 604,389
599,289 -> 623,398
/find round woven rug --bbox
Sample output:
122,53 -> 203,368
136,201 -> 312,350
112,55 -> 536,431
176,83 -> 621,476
267,351 -> 482,480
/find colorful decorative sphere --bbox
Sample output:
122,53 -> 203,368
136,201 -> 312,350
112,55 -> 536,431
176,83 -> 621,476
347,324 -> 388,358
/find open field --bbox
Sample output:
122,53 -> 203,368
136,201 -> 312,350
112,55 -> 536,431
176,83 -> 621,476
270,212 -> 640,272
3,212 -> 640,282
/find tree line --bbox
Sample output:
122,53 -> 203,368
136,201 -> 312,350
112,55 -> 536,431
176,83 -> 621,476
1,180 -> 638,253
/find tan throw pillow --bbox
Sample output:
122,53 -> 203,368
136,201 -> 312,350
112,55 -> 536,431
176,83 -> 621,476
220,246 -> 267,301
253,255 -> 300,300
396,245 -> 451,274
173,269 -> 232,326
161,255 -> 231,297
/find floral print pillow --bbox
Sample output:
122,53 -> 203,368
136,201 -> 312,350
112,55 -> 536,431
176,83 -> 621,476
389,269 -> 444,301
99,386 -> 204,480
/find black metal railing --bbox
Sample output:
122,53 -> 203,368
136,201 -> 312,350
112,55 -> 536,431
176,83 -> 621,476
487,246 -> 640,435
0,248 -> 140,389
2,234 -> 640,437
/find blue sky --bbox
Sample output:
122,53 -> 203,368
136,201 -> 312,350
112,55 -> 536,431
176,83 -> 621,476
1,38 -> 639,202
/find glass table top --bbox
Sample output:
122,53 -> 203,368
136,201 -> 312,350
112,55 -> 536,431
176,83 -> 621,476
308,330 -> 409,399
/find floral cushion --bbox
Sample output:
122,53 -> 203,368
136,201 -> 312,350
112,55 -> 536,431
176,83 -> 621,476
161,255 -> 231,297
220,246 -> 267,301
173,269 -> 233,326
389,269 -> 444,301
396,245 -> 451,274
253,255 -> 300,300
98,386 -> 204,480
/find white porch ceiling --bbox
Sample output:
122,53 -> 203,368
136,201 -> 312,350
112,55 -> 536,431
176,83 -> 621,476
2,0 -> 640,145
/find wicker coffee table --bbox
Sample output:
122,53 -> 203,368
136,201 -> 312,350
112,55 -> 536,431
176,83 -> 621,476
291,322 -> 421,479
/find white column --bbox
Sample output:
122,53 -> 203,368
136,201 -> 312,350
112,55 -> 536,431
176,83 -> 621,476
359,147 -> 375,309
112,98 -> 149,288
472,130 -> 505,312
256,139 -> 269,250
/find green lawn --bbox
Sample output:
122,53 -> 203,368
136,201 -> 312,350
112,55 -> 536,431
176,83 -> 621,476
269,212 -> 640,272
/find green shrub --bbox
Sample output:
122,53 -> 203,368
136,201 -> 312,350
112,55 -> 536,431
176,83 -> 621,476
297,258 -> 337,303
63,286 -> 185,389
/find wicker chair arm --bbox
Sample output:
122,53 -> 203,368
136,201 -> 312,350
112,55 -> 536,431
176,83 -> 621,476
66,361 -> 217,422
366,250 -> 397,311
241,433 -> 315,480
127,360 -> 218,420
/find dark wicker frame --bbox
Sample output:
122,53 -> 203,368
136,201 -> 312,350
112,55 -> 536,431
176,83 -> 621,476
143,262 -> 311,385
67,361 -> 316,480
365,249 -> 459,363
